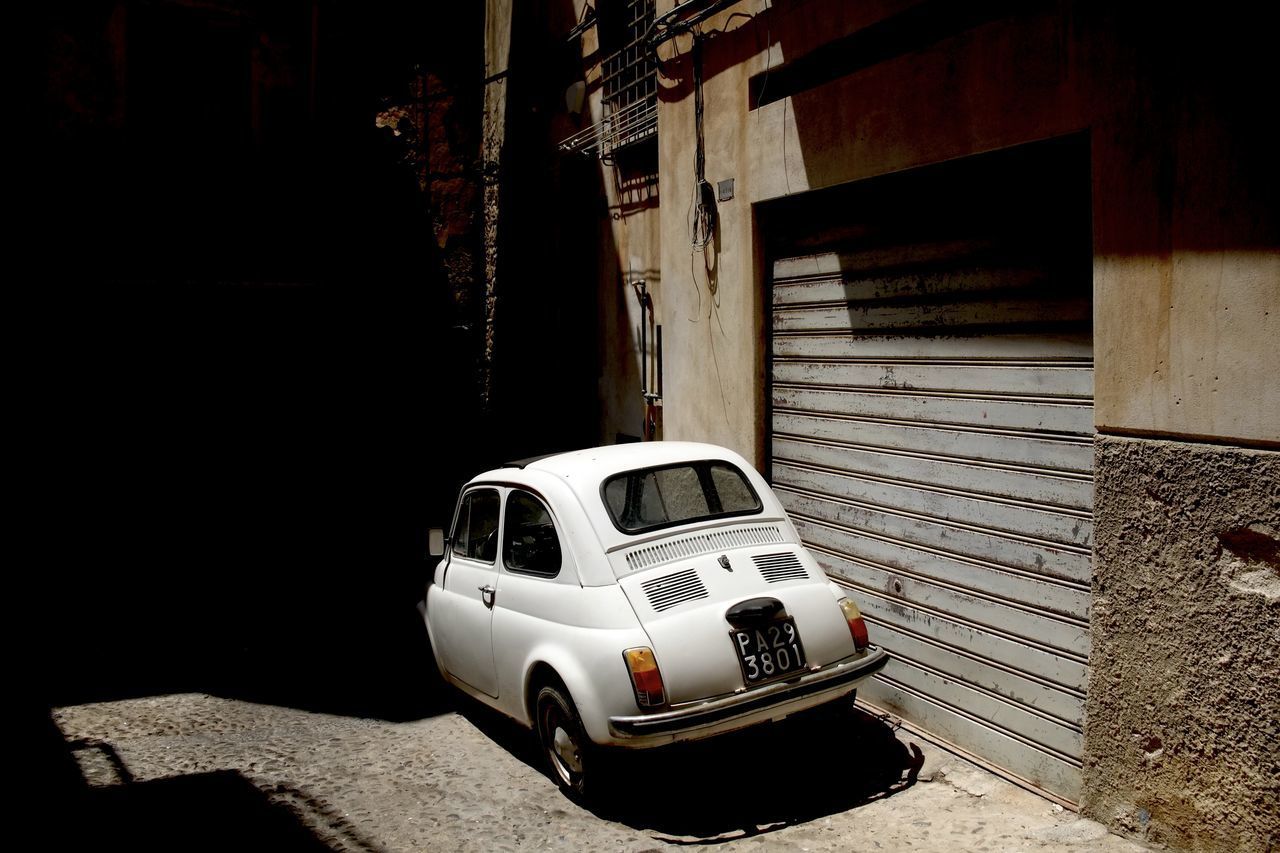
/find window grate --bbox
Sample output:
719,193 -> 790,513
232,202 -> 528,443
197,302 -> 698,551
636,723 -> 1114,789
560,0 -> 657,158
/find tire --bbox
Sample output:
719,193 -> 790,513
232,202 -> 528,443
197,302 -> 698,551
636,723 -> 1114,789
534,685 -> 598,799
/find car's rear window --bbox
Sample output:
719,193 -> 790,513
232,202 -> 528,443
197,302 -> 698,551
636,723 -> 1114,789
602,460 -> 762,534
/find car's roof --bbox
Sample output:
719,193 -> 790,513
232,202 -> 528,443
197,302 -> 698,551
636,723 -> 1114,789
514,441 -> 750,480
467,441 -> 784,583
472,442 -> 757,501
474,439 -> 762,519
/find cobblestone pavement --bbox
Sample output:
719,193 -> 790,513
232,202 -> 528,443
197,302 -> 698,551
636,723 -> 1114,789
50,691 -> 1153,852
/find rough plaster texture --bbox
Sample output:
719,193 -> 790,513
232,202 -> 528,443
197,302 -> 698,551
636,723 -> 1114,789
1085,435 -> 1280,851
650,1 -> 1277,463
658,0 -> 1096,466
570,1 -> 662,446
1090,27 -> 1280,447
480,0 -> 513,408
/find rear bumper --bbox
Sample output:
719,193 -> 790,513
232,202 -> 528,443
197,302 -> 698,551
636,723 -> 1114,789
607,646 -> 888,744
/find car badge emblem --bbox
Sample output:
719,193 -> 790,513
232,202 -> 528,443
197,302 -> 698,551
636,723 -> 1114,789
718,555 -> 732,571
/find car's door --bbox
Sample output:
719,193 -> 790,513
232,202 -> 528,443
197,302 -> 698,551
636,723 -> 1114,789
490,488 -> 569,717
438,486 -> 502,697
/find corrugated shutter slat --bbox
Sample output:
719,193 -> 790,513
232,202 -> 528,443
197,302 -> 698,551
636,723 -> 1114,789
771,241 -> 1093,803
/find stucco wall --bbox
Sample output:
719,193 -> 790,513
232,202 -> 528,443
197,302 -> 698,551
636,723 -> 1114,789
657,0 -> 1101,466
653,1 -> 1278,464
569,0 -> 663,446
1089,12 -> 1279,448
642,0 -> 1279,842
1085,435 -> 1279,851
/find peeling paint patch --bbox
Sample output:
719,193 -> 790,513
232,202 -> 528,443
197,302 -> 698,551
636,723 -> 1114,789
1226,567 -> 1280,601
1218,524 -> 1279,568
1218,524 -> 1280,600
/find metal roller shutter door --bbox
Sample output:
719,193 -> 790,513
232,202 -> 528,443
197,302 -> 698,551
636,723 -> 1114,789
770,245 -> 1093,802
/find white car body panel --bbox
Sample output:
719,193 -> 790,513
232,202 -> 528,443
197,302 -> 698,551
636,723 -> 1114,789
492,584 -> 649,737
434,550 -> 500,696
423,441 -> 888,750
615,548 -> 854,705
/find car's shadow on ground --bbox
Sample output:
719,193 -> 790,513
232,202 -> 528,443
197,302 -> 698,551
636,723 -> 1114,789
455,696 -> 924,843
596,702 -> 925,841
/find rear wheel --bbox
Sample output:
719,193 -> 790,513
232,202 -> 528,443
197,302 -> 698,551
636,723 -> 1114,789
535,685 -> 596,799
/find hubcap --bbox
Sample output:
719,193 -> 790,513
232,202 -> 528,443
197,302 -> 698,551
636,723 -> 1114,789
552,726 -> 583,774
542,702 -> 585,786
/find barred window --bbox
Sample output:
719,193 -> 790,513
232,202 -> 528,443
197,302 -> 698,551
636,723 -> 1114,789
599,0 -> 656,152
559,0 -> 658,159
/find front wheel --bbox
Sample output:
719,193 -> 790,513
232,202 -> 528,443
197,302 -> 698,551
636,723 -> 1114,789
535,685 -> 598,799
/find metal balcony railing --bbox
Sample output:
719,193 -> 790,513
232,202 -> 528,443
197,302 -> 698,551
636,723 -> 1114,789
558,98 -> 657,158
559,0 -> 656,159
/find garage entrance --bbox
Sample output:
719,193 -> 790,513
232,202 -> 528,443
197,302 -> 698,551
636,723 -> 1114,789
765,138 -> 1093,801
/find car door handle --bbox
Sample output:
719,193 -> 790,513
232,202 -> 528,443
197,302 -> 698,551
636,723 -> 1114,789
478,584 -> 496,609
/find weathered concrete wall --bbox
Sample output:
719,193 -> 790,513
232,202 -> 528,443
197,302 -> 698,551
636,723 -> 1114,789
658,0 -> 1096,466
1085,435 -> 1280,851
595,203 -> 661,445
1090,12 -> 1280,448
481,0 -> 513,409
639,1 -> 1280,843
477,0 -> 618,456
562,1 -> 662,446
653,1 -> 1278,462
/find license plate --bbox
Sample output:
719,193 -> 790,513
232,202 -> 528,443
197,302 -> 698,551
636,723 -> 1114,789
730,618 -> 808,686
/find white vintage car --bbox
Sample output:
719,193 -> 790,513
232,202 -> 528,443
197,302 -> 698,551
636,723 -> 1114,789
423,441 -> 887,797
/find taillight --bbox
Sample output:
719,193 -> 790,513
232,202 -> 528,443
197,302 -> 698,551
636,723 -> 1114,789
623,647 -> 667,708
839,598 -> 870,651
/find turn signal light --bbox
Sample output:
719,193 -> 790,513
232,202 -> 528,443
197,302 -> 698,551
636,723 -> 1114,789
623,647 -> 667,708
839,598 -> 871,651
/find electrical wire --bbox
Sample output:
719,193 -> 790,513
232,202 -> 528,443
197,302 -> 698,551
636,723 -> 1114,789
690,34 -> 715,250
645,0 -> 742,67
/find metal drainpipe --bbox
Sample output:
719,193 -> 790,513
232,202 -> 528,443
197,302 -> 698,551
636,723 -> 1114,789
632,279 -> 661,440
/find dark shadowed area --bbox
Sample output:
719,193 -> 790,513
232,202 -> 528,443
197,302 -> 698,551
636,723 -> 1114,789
27,3 -> 613,843
454,692 -> 924,842
26,2 -> 491,844
29,0 -> 491,718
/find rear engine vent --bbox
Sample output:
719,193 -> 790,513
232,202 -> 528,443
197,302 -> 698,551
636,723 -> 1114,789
641,568 -> 709,612
625,524 -> 785,573
752,552 -> 808,583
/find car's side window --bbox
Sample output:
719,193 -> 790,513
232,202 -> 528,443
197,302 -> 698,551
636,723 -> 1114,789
450,494 -> 471,557
502,490 -> 562,578
452,488 -> 500,563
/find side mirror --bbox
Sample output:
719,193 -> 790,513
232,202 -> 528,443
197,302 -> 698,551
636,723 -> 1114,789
427,528 -> 446,558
